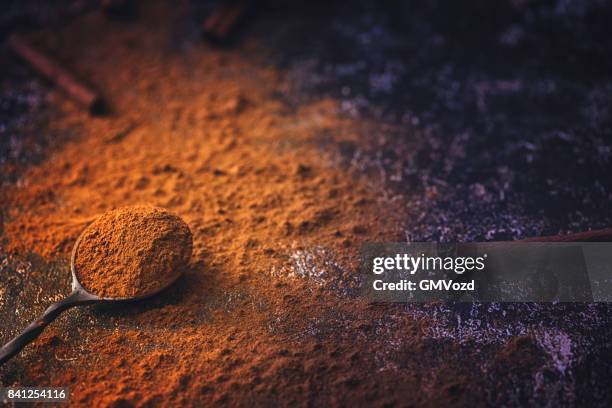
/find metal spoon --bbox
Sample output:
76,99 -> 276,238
0,230 -> 183,366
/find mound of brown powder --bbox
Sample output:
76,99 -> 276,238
73,206 -> 192,299
0,4 -> 423,406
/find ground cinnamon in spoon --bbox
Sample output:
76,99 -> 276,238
73,206 -> 192,299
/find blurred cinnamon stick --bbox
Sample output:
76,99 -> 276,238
521,228 -> 612,242
202,0 -> 250,43
7,34 -> 106,115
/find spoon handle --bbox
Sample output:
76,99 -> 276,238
0,289 -> 97,366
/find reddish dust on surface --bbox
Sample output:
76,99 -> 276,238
0,2 -> 534,407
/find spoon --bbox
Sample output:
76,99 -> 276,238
0,230 -> 183,366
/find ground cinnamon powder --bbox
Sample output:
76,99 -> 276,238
74,206 -> 192,299
0,5 -> 420,406
0,3 -> 497,407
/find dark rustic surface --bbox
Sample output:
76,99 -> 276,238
1,0 -> 612,406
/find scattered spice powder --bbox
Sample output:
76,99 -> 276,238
0,3 -> 495,407
73,206 -> 192,299
0,5 -> 425,406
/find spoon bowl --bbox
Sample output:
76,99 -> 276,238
0,214 -> 188,366
69,228 -> 182,302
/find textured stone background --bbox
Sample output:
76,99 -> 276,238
1,1 -> 612,405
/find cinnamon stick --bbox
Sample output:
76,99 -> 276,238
7,34 -> 106,115
201,0 -> 250,43
520,228 -> 612,242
